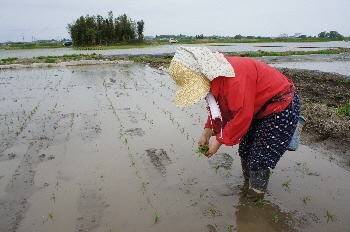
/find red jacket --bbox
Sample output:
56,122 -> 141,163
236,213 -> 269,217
204,57 -> 295,146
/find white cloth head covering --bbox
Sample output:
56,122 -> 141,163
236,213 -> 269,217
171,46 -> 235,81
169,46 -> 235,107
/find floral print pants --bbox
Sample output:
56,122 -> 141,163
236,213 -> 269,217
239,91 -> 301,171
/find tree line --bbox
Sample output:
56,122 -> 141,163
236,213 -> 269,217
67,11 -> 144,46
318,31 -> 344,40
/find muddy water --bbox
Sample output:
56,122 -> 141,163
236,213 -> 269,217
1,41 -> 350,59
0,63 -> 349,232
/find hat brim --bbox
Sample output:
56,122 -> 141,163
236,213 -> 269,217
169,61 -> 211,107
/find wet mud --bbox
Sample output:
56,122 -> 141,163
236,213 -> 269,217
0,62 -> 349,231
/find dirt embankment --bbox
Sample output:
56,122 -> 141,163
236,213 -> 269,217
278,68 -> 350,164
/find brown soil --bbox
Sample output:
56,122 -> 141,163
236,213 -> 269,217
279,68 -> 350,168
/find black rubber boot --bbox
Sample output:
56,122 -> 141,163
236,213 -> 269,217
241,158 -> 250,182
246,169 -> 270,202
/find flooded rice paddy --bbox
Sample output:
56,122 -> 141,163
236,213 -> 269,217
0,62 -> 349,231
1,41 -> 350,60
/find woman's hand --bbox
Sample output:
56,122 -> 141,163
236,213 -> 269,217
205,140 -> 222,158
198,128 -> 213,147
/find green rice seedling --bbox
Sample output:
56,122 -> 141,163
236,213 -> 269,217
256,199 -> 266,206
154,211 -> 160,224
48,211 -> 53,220
25,155 -> 32,162
66,132 -> 70,141
302,196 -> 311,203
192,138 -> 196,144
272,215 -> 278,222
327,210 -> 336,222
209,204 -> 217,217
135,170 -> 141,178
187,178 -> 195,182
301,162 -> 308,171
141,182 -> 149,194
199,189 -> 207,198
226,225 -> 233,232
19,197 -> 26,204
51,193 -> 56,203
212,165 -> 220,173
196,145 -> 209,156
282,180 -> 292,188
70,113 -> 74,129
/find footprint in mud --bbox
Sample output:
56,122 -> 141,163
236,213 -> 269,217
125,128 -> 145,137
145,148 -> 171,175
8,153 -> 16,159
76,189 -> 105,231
208,153 -> 233,170
127,111 -> 141,123
206,224 -> 218,232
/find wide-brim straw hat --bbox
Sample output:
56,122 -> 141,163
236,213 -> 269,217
169,61 -> 211,107
169,46 -> 235,107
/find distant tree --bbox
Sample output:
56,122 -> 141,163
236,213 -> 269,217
68,16 -> 85,46
234,34 -> 243,39
329,31 -> 344,40
329,31 -> 339,38
67,11 -> 143,46
95,15 -> 103,44
137,20 -> 145,42
116,14 -> 136,42
318,31 -> 329,38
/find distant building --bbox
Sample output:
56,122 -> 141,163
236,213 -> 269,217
144,36 -> 155,40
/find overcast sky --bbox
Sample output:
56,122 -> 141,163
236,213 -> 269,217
1,0 -> 349,43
